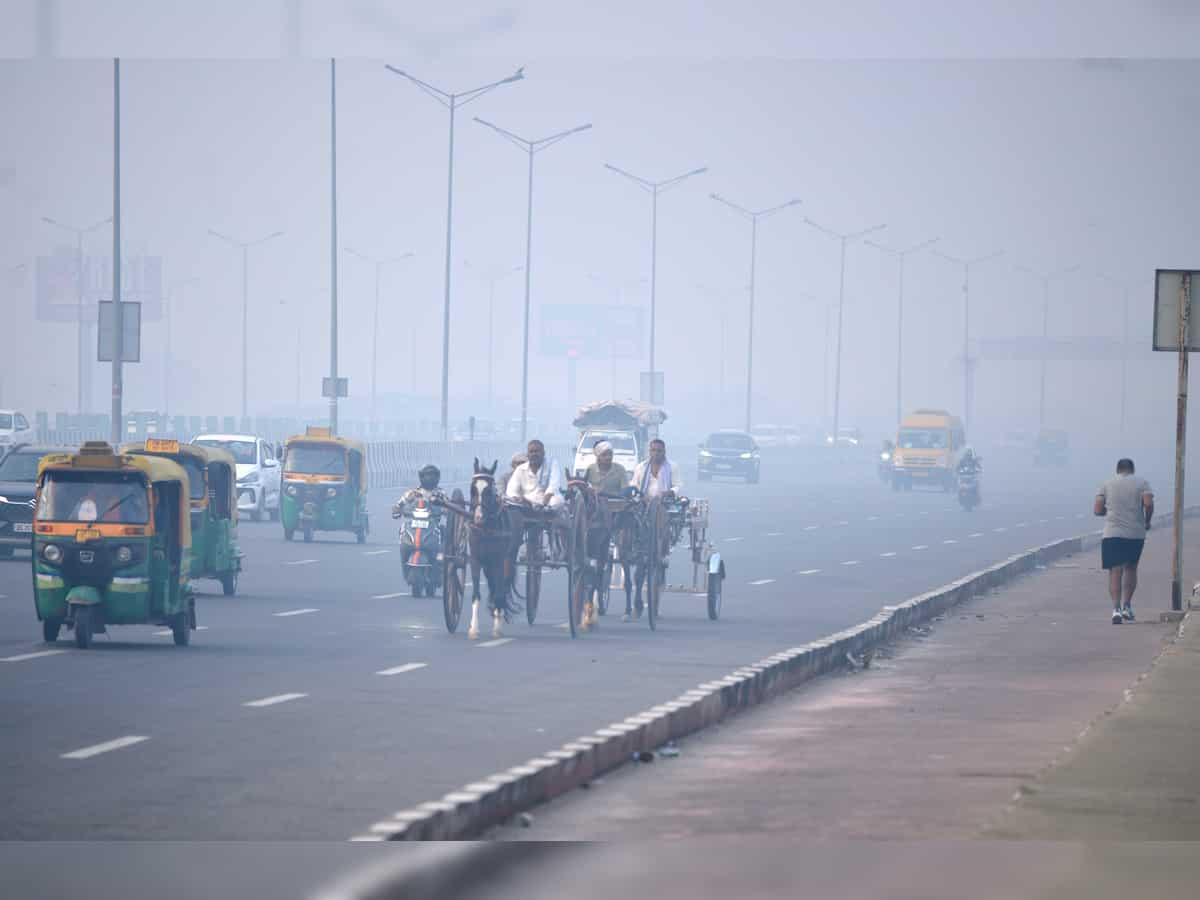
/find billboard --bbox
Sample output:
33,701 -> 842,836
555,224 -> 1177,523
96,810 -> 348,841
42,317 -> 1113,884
97,301 -> 141,362
539,304 -> 644,359
35,247 -> 163,323
1153,269 -> 1200,352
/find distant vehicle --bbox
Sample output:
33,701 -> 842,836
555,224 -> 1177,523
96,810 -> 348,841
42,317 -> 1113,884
891,409 -> 965,491
191,433 -> 282,521
0,444 -> 56,557
1001,431 -> 1034,451
698,429 -> 760,483
571,400 -> 666,477
825,426 -> 862,447
0,409 -> 33,447
792,423 -> 827,448
1034,429 -> 1070,467
751,424 -> 782,448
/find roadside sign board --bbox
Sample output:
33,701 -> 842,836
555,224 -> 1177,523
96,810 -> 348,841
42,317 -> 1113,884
97,301 -> 141,362
321,377 -> 348,398
1153,269 -> 1200,351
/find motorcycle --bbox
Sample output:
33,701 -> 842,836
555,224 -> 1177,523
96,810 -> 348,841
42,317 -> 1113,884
878,448 -> 894,484
957,470 -> 980,511
394,499 -> 444,597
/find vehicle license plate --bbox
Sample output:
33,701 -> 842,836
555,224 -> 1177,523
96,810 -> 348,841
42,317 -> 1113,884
716,464 -> 732,470
13,523 -> 32,533
412,520 -> 429,529
75,527 -> 103,542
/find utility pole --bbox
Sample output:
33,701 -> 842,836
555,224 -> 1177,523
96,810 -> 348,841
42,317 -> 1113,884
345,247 -> 414,427
711,194 -> 802,432
109,58 -> 123,446
474,117 -> 591,442
1015,262 -> 1079,435
932,247 -> 1003,433
384,64 -> 525,440
328,58 -> 339,435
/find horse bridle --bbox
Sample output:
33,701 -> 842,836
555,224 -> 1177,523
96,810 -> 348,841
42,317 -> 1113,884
470,472 -> 502,528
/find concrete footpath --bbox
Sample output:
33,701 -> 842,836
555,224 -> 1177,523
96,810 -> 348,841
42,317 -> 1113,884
491,525 -> 1198,843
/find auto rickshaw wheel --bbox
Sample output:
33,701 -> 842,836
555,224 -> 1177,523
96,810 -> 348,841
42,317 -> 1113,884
269,503 -> 280,522
221,572 -> 238,596
284,527 -> 294,542
171,611 -> 190,646
355,527 -> 366,544
74,607 -> 93,649
303,526 -> 313,543
42,617 -> 62,643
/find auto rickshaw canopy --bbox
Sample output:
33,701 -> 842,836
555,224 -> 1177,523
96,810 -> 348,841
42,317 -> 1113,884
283,431 -> 367,486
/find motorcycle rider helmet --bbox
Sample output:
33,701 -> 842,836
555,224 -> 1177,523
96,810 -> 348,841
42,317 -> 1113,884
418,464 -> 441,490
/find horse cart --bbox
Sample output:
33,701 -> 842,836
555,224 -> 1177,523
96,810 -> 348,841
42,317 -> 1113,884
662,497 -> 726,621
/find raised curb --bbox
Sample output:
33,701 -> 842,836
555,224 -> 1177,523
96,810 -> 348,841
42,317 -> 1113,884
351,510 -> 1197,842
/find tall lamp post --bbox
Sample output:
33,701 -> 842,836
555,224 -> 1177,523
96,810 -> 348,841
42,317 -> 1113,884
465,260 -> 523,415
163,275 -> 200,420
866,236 -> 940,426
384,64 -> 524,439
711,194 -> 802,432
474,117 -> 591,441
345,247 -> 414,427
208,227 -> 284,420
932,247 -> 1003,432
42,214 -> 111,416
805,217 -> 886,449
605,163 -> 707,402
1014,262 -> 1079,435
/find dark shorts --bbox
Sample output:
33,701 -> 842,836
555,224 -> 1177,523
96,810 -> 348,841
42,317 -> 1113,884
1102,537 -> 1144,570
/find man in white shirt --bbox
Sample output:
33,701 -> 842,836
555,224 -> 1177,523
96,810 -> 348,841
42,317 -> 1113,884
504,440 -> 565,594
631,438 -> 681,499
1094,457 -> 1154,624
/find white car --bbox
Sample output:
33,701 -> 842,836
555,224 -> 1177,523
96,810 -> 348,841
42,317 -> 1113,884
0,409 -> 33,447
192,433 -> 281,521
572,429 -> 639,479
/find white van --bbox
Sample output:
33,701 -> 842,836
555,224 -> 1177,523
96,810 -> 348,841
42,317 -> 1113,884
0,410 -> 33,447
192,433 -> 281,521
572,429 -> 639,479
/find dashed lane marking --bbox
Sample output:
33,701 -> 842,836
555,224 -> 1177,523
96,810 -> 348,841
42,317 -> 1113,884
372,592 -> 408,600
749,578 -> 775,586
62,736 -> 149,760
243,693 -> 307,708
376,662 -> 428,676
867,516 -> 880,521
285,559 -> 318,566
803,525 -> 818,532
2,649 -> 69,663
766,532 -> 784,537
477,638 -> 513,648
725,537 -> 744,542
841,560 -> 860,567
943,539 -> 958,545
273,608 -> 319,618
969,532 -> 984,538
912,545 -> 928,551
153,626 -> 209,637
363,549 -> 391,556
993,527 -> 1007,533
837,521 -> 850,526
1015,522 -> 1028,528
797,569 -> 821,575
880,552 -> 897,558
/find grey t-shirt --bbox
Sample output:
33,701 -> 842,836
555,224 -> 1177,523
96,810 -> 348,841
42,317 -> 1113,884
1098,474 -> 1153,540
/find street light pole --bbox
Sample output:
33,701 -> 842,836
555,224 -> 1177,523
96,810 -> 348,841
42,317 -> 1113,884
385,65 -> 524,440
208,228 -> 284,421
606,163 -> 707,403
465,261 -> 523,415
345,247 -> 415,427
711,194 -> 802,432
1015,263 -> 1079,435
806,218 -> 887,449
932,247 -> 1003,433
110,57 -> 122,446
474,117 -> 591,442
866,237 -> 939,427
1097,274 -> 1133,437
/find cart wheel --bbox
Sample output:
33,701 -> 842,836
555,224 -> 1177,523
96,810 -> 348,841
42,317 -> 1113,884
220,572 -> 238,596
74,607 -> 93,649
706,570 -> 723,621
284,527 -> 294,541
443,561 -> 464,633
568,569 -> 589,639
42,617 -> 62,644
303,526 -> 313,543
526,565 -> 541,625
171,610 -> 190,646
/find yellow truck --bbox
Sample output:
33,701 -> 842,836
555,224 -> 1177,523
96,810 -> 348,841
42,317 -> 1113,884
890,409 -> 965,491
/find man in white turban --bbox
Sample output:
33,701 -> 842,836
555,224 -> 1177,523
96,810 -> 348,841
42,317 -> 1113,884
585,439 -> 629,496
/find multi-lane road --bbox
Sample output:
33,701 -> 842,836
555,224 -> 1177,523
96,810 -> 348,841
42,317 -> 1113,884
0,450 -> 1113,841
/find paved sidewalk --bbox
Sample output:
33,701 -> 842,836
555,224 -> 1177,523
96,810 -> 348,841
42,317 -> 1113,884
493,526 -> 1193,842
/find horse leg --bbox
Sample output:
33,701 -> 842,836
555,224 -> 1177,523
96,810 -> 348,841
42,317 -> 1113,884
621,560 -> 634,621
468,558 -> 482,640
634,563 -> 646,619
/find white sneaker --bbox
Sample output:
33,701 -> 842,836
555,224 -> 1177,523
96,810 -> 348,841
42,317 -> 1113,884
1112,610 -> 1123,625
1121,604 -> 1135,622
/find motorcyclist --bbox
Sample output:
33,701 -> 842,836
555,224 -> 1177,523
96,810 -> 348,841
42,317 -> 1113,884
957,447 -> 982,477
392,464 -> 448,519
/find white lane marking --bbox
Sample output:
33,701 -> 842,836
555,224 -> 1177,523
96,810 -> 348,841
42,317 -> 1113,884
376,662 -> 428,676
153,626 -> 209,636
920,511 -> 930,516
880,552 -> 897,558
837,520 -> 850,526
803,525 -> 818,532
725,537 -> 744,542
797,569 -> 821,575
477,638 -> 513,648
1038,519 -> 1048,524
61,735 -> 149,760
1015,522 -> 1028,528
285,559 -> 318,566
943,539 -> 958,545
766,532 -> 784,537
244,693 -> 307,708
993,527 -> 1007,533
1056,516 -> 1066,521
1075,513 -> 1085,519
555,623 -> 570,629
363,549 -> 391,556
841,560 -> 860,567
749,578 -> 775,586
867,516 -> 880,521
969,532 -> 984,538
912,545 -> 928,551
372,592 -> 409,600
2,649 -> 69,663
273,608 -> 319,617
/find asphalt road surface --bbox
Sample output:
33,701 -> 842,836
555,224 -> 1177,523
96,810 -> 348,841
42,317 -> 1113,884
0,449 -> 1123,841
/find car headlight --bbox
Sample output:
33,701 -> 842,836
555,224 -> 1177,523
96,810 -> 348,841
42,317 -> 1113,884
881,452 -> 891,461
739,452 -> 753,459
238,471 -> 260,485
43,543 -> 63,563
699,450 -> 712,457
115,545 -> 133,564
325,487 -> 337,499
286,484 -> 298,497
825,436 -> 834,444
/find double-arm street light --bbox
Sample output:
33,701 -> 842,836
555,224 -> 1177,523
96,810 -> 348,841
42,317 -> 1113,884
1014,262 -> 1080,435
42,214 -> 112,415
344,247 -> 415,426
805,217 -> 886,449
866,236 -> 940,426
208,228 -> 285,419
384,65 -> 524,440
932,247 -> 1003,432
605,163 -> 707,400
465,261 -> 524,414
711,194 -> 802,432
474,117 -> 591,441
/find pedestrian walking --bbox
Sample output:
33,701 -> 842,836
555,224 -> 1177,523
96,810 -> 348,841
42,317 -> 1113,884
1094,458 -> 1154,624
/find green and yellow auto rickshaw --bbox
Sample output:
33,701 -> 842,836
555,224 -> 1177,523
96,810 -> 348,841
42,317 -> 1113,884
122,439 -> 243,596
280,427 -> 369,543
32,441 -> 196,648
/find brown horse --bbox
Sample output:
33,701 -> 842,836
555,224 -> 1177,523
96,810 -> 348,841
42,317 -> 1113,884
563,476 -> 615,632
466,459 -> 509,639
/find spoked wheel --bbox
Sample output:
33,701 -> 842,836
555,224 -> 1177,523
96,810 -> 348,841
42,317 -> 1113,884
646,501 -> 667,632
443,560 -> 464,633
525,562 -> 541,625
42,617 -> 62,643
303,526 -> 313,543
284,527 -> 295,541
73,607 -> 93,649
220,571 -> 238,596
706,569 -> 723,621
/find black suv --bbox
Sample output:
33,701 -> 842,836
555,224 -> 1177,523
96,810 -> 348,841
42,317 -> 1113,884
698,430 -> 760,483
0,444 -> 56,557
